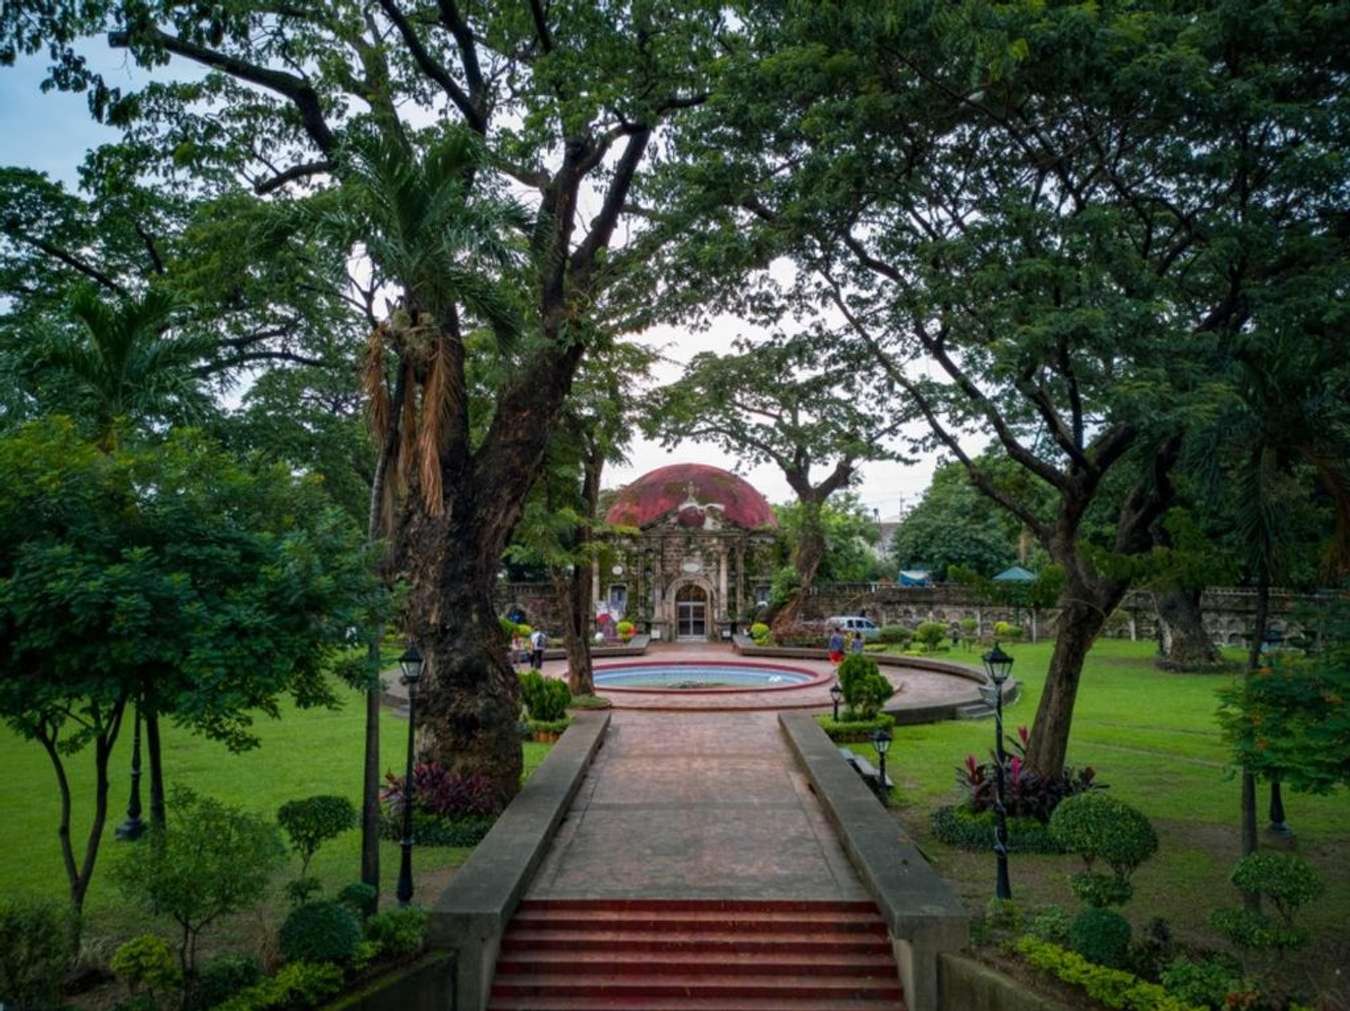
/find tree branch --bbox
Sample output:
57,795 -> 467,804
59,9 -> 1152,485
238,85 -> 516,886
377,0 -> 486,134
3,228 -> 129,296
570,127 -> 651,287
254,159 -> 334,194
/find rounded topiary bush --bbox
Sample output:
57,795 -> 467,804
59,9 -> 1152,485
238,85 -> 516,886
877,624 -> 912,645
912,620 -> 946,649
749,622 -> 770,641
1069,907 -> 1132,968
1230,852 -> 1322,910
279,901 -> 363,964
837,653 -> 894,719
1049,793 -> 1157,900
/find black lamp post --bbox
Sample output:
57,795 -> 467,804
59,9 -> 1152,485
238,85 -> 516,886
115,705 -> 145,841
871,727 -> 892,805
983,642 -> 1015,900
829,683 -> 843,721
396,642 -> 424,907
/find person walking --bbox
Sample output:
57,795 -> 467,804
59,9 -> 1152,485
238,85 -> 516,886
827,626 -> 845,664
850,630 -> 865,655
530,627 -> 547,670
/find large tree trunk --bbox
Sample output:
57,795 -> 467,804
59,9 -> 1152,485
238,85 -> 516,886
1154,587 -> 1220,669
1023,594 -> 1108,777
145,709 -> 165,828
404,508 -> 523,808
553,566 -> 594,695
773,500 -> 826,632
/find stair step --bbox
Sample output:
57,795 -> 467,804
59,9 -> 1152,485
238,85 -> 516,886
491,972 -> 902,1000
488,997 -> 902,1010
519,898 -> 879,914
496,949 -> 897,977
509,909 -> 886,935
487,997 -> 903,1010
502,929 -> 893,955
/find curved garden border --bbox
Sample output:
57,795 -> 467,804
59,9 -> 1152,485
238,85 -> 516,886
732,635 -> 1018,724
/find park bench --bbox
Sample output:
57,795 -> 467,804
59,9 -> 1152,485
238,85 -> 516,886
838,745 -> 893,791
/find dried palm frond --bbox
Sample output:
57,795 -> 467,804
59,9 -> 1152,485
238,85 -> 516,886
363,322 -> 391,443
397,355 -> 419,495
416,336 -> 452,515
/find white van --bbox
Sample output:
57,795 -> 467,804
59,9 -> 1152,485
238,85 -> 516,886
827,615 -> 880,640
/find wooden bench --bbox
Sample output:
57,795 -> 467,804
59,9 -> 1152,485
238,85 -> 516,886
838,746 -> 894,790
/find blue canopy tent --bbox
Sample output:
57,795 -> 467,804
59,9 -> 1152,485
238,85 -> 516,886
898,569 -> 932,587
992,566 -> 1038,641
992,565 -> 1037,583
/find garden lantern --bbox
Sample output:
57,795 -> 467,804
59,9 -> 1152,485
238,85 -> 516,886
829,683 -> 843,721
115,705 -> 145,841
982,641 -> 1014,900
871,728 -> 892,805
396,642 -> 423,907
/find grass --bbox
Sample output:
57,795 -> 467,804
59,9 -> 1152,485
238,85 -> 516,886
0,679 -> 551,960
847,638 -> 1350,1000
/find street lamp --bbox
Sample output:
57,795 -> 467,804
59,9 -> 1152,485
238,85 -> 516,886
871,728 -> 892,805
115,704 -> 145,841
396,642 -> 424,907
829,683 -> 843,721
983,642 -> 1015,900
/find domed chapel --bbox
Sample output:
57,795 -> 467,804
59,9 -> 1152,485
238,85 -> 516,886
597,463 -> 780,641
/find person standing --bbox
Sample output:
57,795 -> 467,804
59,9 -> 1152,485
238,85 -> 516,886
828,626 -> 845,664
530,627 -> 547,670
850,630 -> 865,655
511,629 -> 526,670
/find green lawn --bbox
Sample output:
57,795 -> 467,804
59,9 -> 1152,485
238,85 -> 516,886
0,680 -> 551,954
848,638 -> 1350,993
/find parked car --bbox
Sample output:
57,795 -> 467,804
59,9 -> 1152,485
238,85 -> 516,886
826,615 -> 880,640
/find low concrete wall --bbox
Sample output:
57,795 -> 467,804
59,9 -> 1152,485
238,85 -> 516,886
939,952 -> 1078,1011
324,953 -> 455,1011
779,713 -> 967,1011
430,711 -> 610,1011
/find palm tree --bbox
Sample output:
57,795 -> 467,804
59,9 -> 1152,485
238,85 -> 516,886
25,286 -> 209,449
326,127 -> 528,905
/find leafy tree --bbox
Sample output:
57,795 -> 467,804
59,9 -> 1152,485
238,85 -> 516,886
890,460 -> 1027,581
0,420 -> 383,926
277,795 -> 358,889
5,1 -> 730,810
772,493 -> 882,584
649,0 -> 1349,776
643,335 -> 897,629
111,787 -> 287,995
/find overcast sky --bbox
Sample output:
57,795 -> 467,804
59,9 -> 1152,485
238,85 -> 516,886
1,46 -> 955,517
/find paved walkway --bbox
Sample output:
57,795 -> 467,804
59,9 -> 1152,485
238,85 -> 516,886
525,709 -> 871,901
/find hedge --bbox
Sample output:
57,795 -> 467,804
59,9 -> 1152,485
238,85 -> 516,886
1012,936 -> 1205,1011
929,805 -> 1065,854
816,712 -> 894,743
379,810 -> 494,848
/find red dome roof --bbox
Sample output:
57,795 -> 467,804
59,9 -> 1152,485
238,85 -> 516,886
604,463 -> 777,530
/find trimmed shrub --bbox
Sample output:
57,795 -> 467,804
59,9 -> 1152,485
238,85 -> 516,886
1027,905 -> 1073,946
336,882 -> 377,919
0,897 -> 75,1011
959,617 -> 978,635
519,671 -> 571,721
1230,852 -> 1322,915
929,805 -> 1065,854
215,961 -> 344,1011
749,622 -> 770,642
194,954 -> 263,1010
1069,907 -> 1132,969
498,616 -> 517,640
279,901 -> 363,964
993,621 -> 1024,640
1160,956 -> 1242,1010
615,620 -> 635,640
1013,936 -> 1202,1011
913,620 -> 946,650
380,809 -> 494,848
1049,793 -> 1157,905
111,934 -> 180,1000
365,907 -> 428,958
817,712 -> 894,743
1071,871 -> 1135,909
837,653 -> 895,719
277,795 -> 357,883
877,624 -> 913,644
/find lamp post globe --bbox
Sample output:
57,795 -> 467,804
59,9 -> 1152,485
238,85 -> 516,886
396,643 -> 424,907
829,683 -> 843,722
981,641 -> 1015,900
871,727 -> 892,805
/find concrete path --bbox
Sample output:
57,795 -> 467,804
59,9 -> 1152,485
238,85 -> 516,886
526,709 -> 871,901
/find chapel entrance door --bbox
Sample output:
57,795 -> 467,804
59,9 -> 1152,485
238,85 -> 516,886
675,584 -> 708,639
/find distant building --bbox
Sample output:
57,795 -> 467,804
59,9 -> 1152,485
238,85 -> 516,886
598,463 -> 779,641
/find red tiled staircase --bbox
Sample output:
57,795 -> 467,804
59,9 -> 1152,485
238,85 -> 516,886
487,898 -> 905,1010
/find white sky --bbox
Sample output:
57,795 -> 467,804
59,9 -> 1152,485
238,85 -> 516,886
1,43 -> 955,516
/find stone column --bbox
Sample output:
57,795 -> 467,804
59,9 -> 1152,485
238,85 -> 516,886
735,540 -> 746,621
718,545 -> 729,621
591,558 -> 601,606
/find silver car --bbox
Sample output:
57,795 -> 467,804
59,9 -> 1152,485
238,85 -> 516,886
826,615 -> 880,640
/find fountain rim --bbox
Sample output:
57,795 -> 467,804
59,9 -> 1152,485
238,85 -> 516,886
591,658 -> 832,694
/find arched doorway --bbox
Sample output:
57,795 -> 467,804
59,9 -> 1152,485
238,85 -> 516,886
675,583 -> 708,639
